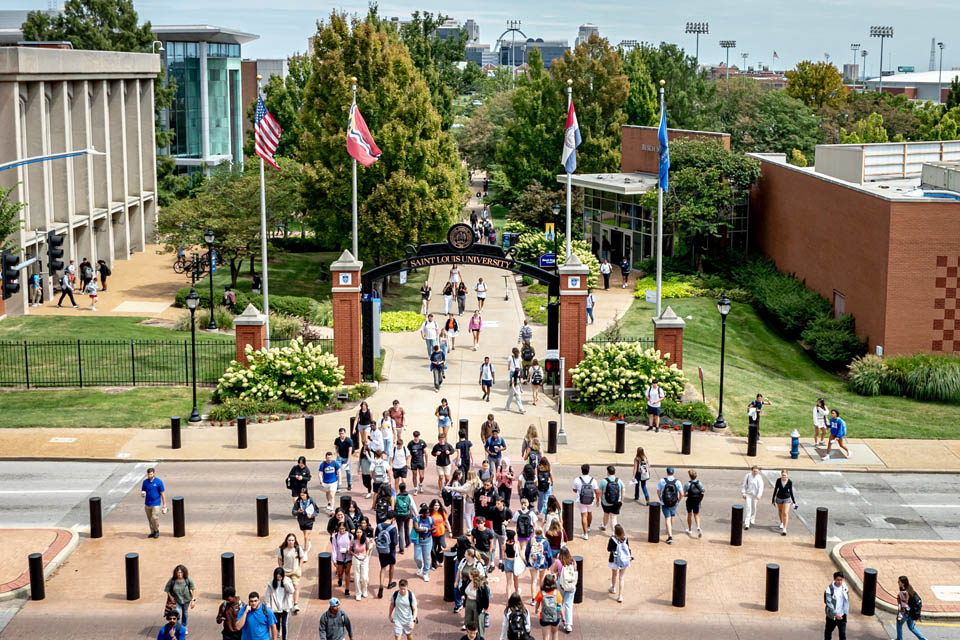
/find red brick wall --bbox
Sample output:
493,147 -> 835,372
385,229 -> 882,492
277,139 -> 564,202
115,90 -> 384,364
621,126 -> 731,174
654,326 -> 683,369
235,324 -> 265,366
332,291 -> 361,384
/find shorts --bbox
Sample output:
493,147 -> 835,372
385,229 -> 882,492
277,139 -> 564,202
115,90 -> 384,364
393,621 -> 415,636
686,498 -> 702,514
438,416 -> 452,428
647,405 -> 661,416
393,466 -> 408,479
298,519 -> 315,531
601,502 -> 621,515
503,558 -> 515,573
539,617 -> 561,627
288,569 -> 301,586
437,464 -> 452,477
476,550 -> 491,565
322,482 -> 337,495
411,461 -> 425,471
481,380 -> 492,388
661,504 -> 678,518
359,423 -> 372,433
447,330 -> 459,339
290,486 -> 304,498
379,552 -> 396,566
336,559 -> 351,567
577,502 -> 593,514
775,497 -> 792,505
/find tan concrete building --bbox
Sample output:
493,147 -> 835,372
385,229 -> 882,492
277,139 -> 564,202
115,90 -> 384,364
0,45 -> 159,316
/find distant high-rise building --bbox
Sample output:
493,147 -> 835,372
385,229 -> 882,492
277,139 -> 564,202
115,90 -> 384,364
843,63 -> 860,84
500,38 -> 569,69
576,23 -> 599,47
464,19 -> 479,43
435,18 -> 463,41
929,37 -> 937,71
466,43 -> 490,66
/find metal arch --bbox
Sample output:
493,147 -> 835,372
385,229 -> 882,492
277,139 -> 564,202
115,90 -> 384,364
495,27 -> 528,60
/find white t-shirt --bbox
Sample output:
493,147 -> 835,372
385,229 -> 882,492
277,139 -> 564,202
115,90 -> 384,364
572,475 -> 598,497
586,294 -> 595,309
392,590 -> 418,625
600,263 -> 612,274
480,362 -> 495,381
449,267 -> 461,284
508,355 -> 522,373
392,446 -> 408,469
646,385 -> 665,407
421,320 -> 438,340
475,282 -> 487,298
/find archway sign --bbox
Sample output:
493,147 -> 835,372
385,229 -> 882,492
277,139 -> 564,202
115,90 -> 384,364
328,223 -> 591,386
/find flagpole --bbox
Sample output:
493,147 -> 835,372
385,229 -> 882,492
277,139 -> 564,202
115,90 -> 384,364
351,77 -> 359,260
257,75 -> 272,348
565,79 -> 572,260
656,80 -> 665,319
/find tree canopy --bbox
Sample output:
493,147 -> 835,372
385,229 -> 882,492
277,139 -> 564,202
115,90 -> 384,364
22,0 -> 154,51
455,91 -> 514,172
623,47 -> 657,126
0,185 -> 26,249
635,42 -> 714,129
396,11 -> 466,130
245,55 -> 313,159
785,61 -> 847,110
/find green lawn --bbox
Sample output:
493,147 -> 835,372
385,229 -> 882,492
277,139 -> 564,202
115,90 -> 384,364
616,298 -> 960,438
489,204 -> 508,235
199,250 -> 340,301
0,387 -> 214,427
380,270 -> 428,313
0,316 -> 231,342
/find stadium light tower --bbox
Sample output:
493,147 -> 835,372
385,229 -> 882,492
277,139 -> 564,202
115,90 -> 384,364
719,40 -> 736,80
850,43 -> 861,84
869,26 -> 894,93
938,42 -> 946,104
685,22 -> 709,64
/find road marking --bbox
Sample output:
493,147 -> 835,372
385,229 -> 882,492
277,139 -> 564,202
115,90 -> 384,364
116,452 -> 131,458
834,486 -> 860,495
48,437 -> 77,443
918,622 -> 960,628
0,489 -> 94,494
932,586 -> 960,601
902,505 -> 960,508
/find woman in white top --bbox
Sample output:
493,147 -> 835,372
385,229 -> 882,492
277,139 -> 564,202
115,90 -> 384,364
391,437 -> 410,493
265,567 -> 295,639
379,411 -> 395,459
475,277 -> 488,311
813,398 -> 830,448
449,264 -> 461,284
277,533 -> 306,613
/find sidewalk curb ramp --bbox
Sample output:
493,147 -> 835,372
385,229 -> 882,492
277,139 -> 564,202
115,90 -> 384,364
0,528 -> 79,602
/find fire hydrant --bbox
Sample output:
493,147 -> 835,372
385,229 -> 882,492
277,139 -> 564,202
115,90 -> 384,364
790,429 -> 800,459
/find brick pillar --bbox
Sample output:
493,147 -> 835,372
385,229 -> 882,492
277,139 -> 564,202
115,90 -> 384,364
558,253 -> 590,387
233,303 -> 266,366
652,306 -> 686,370
331,250 -> 363,385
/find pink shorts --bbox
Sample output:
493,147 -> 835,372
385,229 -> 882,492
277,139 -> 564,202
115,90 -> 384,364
577,503 -> 593,514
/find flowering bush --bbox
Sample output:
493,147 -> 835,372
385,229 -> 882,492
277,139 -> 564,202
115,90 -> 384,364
216,337 -> 344,408
632,275 -> 705,299
380,311 -> 425,333
571,343 -> 686,408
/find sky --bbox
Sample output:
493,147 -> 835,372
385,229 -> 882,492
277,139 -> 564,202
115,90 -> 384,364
17,0 -> 960,75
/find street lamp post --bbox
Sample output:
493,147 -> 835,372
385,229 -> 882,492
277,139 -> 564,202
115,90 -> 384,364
870,26 -> 894,94
684,22 -> 709,65
185,287 -> 201,423
719,40 -> 736,80
551,203 -> 560,263
203,229 -> 217,330
938,42 -> 945,104
713,294 -> 732,431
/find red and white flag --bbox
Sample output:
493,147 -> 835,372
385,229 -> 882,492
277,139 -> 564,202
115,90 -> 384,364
254,95 -> 281,170
346,102 -> 381,167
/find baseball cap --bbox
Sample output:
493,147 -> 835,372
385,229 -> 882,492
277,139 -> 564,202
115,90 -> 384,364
329,597 -> 340,607
666,466 -> 674,474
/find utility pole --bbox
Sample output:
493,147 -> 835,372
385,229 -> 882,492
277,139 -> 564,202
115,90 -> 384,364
938,42 -> 946,104
741,52 -> 749,72
720,40 -> 736,80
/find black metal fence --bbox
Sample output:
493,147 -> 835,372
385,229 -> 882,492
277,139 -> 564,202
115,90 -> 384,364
586,335 -> 655,348
0,337 -> 333,388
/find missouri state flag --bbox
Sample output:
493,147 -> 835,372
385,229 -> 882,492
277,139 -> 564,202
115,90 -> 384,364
346,102 -> 381,167
561,100 -> 582,174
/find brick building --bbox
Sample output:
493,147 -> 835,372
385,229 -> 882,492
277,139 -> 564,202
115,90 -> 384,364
749,142 -> 960,355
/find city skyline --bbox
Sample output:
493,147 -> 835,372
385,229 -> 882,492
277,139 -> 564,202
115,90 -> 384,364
15,0 -> 960,75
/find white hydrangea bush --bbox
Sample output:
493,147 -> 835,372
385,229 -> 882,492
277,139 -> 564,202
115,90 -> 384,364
217,337 -> 344,408
570,343 -> 686,407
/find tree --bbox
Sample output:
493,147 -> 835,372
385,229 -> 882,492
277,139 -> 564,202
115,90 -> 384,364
245,55 -> 313,159
789,149 -> 809,167
947,77 -> 960,111
456,61 -> 484,95
0,185 -> 26,249
933,107 -> 960,141
396,11 -> 466,130
298,10 -> 466,267
840,112 -> 889,143
476,66 -> 514,99
507,181 -> 583,230
455,91 -> 514,171
785,61 -> 847,110
636,42 -> 715,129
819,91 -> 924,143
623,47 -> 657,126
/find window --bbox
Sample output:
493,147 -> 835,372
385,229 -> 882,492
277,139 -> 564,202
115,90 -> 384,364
833,291 -> 845,318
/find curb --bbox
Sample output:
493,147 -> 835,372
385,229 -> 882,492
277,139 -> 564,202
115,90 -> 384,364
831,538 -> 960,620
0,528 -> 80,602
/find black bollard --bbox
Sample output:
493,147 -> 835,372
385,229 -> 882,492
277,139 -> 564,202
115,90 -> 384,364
562,499 -> 575,542
340,495 -> 352,513
125,552 -> 140,600
28,553 -> 44,601
221,553 -> 236,594
547,420 -> 557,454
672,559 -> 687,607
172,496 -> 185,538
256,495 -> 269,537
747,424 -> 759,457
305,415 -> 315,449
862,568 -> 878,616
615,420 -> 625,454
89,496 -> 103,539
574,555 -> 584,604
814,507 -> 829,549
452,495 -> 464,537
731,504 -> 744,546
647,501 -> 661,543
765,563 -> 780,612
443,551 -> 457,602
170,416 -> 181,449
237,415 -> 248,449
681,421 -> 692,455
318,552 -> 332,600
459,418 -> 469,440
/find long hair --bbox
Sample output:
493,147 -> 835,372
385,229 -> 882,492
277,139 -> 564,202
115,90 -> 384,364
538,457 -> 551,473
280,533 -> 302,559
635,447 -> 647,463
505,591 -> 526,615
272,567 -> 284,589
899,576 -> 916,599
171,564 -> 189,580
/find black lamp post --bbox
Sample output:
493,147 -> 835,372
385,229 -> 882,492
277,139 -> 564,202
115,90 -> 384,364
185,287 -> 201,423
713,293 -> 732,431
203,229 -> 217,330
551,203 -> 560,262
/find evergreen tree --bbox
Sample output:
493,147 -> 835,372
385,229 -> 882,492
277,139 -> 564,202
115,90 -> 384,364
623,47 -> 657,126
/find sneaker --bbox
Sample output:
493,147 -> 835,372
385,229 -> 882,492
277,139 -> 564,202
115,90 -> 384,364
600,525 -> 607,532
307,542 -> 312,553
423,574 -> 430,582
413,487 -> 419,496
56,304 -> 62,308
655,427 -> 659,433
416,569 -> 422,576
608,584 -> 616,593
365,493 -> 372,499
782,531 -> 787,536
355,592 -> 362,601
344,588 -> 350,596
617,595 -> 623,603
581,533 -> 588,540
666,536 -> 673,544
338,577 -> 342,587
685,529 -> 692,536
778,522 -> 784,530
646,426 -> 653,432
387,581 -> 397,589
293,604 -> 300,613
697,528 -> 702,538
72,305 -> 79,308
461,625 -> 467,631
377,586 -> 384,599
744,524 -> 750,530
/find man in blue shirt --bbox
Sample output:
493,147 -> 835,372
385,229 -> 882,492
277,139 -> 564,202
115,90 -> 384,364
484,428 -> 506,470
141,467 -> 166,539
319,452 -> 342,514
156,609 -> 186,640
236,592 -> 277,640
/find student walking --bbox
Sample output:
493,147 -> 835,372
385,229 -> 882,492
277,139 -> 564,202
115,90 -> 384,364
619,256 -> 631,288
772,469 -> 797,536
824,571 -> 850,640
657,466 -> 683,544
432,434 -> 455,491
553,548 -> 578,633
457,281 -> 468,316
96,259 -> 110,291
632,447 -> 650,504
334,430 -> 354,491
684,470 -> 704,538
524,526 -> 553,599
319,452 -> 342,514
359,445 -> 375,498
499,593 -> 531,640
420,314 -> 439,359
896,576 -> 928,640
529,360 -> 544,405
389,579 -> 419,640
502,531 -> 524,598
163,565 -> 197,633
141,468 -> 167,538
463,571 -> 490,638
157,609 -> 186,640
375,511 -> 400,599
572,464 -> 599,540
814,398 -> 830,448
85,278 -> 99,311
277,533 -> 306,614
430,345 -> 446,390
645,380 -> 666,432
293,489 -> 320,551
420,283 -> 432,315
436,398 -> 453,439
479,356 -> 495,401
455,431 -> 473,477
469,311 -> 483,350
331,521 -> 354,597
534,574 -> 563,639
236,592 -> 278,640
355,401 -> 374,446
407,431 -> 428,495
607,524 -> 631,603
599,465 -> 624,533
428,500 -> 451,570
444,314 -> 460,350
826,409 -> 850,458
497,460 -> 514,507
535,458 -> 554,515
28,272 -> 42,306
600,260 -> 612,290
350,526 -> 372,600
287,457 -> 312,504
216,586 -> 243,639
317,597 -> 354,640
265,568 -> 295,640
740,465 -> 763,530
56,271 -> 78,308
513,498 -> 536,549
412,505 -> 435,582
392,446 -> 410,496
505,369 -> 525,414
475,278 -> 487,310
585,290 -> 595,324
443,282 -> 455,315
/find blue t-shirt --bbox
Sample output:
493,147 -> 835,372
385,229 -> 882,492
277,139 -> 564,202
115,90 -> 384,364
156,623 -> 185,640
141,477 -> 165,507
320,460 -> 341,485
485,436 -> 505,459
238,604 -> 277,640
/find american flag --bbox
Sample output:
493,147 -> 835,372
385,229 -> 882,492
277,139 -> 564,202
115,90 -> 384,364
254,95 -> 281,170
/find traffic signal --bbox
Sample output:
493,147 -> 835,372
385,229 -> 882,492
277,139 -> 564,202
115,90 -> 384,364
2,249 -> 20,300
543,357 -> 561,385
46,230 -> 64,276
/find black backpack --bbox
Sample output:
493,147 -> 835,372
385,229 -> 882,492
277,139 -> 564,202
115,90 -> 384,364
603,478 -> 621,505
909,592 -> 923,621
537,469 -> 550,492
516,511 -> 533,539
521,479 -> 538,503
375,496 -> 390,520
687,480 -> 703,501
441,487 -> 453,507
476,584 -> 489,611
521,344 -> 535,361
507,608 -> 529,640
661,480 -> 679,508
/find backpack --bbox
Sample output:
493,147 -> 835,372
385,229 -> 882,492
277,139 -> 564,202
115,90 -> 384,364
375,525 -> 393,553
577,476 -> 594,505
60,275 -> 69,288
909,592 -> 923,621
686,480 -> 704,501
507,609 -> 529,640
558,562 -> 578,591
521,344 -> 535,361
476,584 -> 490,611
441,487 -> 453,507
614,539 -> 631,569
395,494 -> 411,516
516,511 -> 533,539
83,266 -> 94,279
521,477 -> 538,503
661,479 -> 679,508
537,469 -> 550,492
603,478 -> 621,505
375,495 -> 390,520
285,475 -> 292,490
540,591 -> 559,624
531,368 -> 543,385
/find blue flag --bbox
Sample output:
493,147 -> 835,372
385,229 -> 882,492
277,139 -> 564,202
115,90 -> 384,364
658,105 -> 669,192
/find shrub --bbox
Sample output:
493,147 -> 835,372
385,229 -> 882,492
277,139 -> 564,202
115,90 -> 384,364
209,397 -> 302,421
849,353 -> 960,402
801,314 -> 866,367
173,306 -> 236,332
512,234 -> 600,289
270,236 -> 329,252
269,313 -> 303,339
633,275 -> 704,299
594,398 -> 646,420
847,355 -> 886,396
503,219 -> 529,235
268,295 -> 315,318
571,342 -> 687,408
667,400 -> 714,426
905,357 -> 960,403
216,337 -> 344,408
522,294 -> 548,324
175,285 -> 251,311
310,299 -> 334,327
732,257 -> 831,339
347,383 -> 375,400
380,311 -> 424,333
